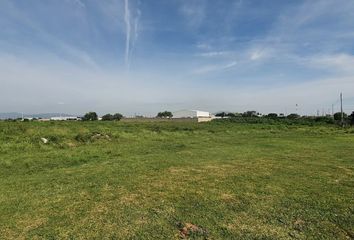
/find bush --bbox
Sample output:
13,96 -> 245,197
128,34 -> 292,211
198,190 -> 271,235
215,116 -> 275,124
215,112 -> 226,118
287,113 -> 300,119
157,111 -> 173,118
313,116 -> 334,124
74,133 -> 91,143
266,113 -> 278,119
334,112 -> 347,121
82,112 -> 98,121
213,115 -> 335,126
350,111 -> 354,126
242,111 -> 258,117
102,114 -> 113,121
112,113 -> 123,121
102,113 -> 123,121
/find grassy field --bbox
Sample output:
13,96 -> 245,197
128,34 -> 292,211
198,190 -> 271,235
0,121 -> 353,239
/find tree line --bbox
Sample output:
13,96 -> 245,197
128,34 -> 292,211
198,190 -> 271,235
4,110 -> 353,126
82,112 -> 123,121
82,110 -> 354,125
215,111 -> 354,126
83,111 -> 174,120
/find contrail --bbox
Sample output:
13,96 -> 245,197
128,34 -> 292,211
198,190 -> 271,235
124,0 -> 131,68
132,8 -> 141,52
124,0 -> 141,70
134,9 -> 141,43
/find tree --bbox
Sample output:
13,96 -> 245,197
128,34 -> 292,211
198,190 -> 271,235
242,111 -> 258,117
102,113 -> 123,121
157,111 -> 173,118
82,112 -> 98,121
266,113 -> 278,119
287,113 -> 300,119
101,114 -> 113,121
350,111 -> 354,126
112,113 -> 123,121
334,112 -> 347,121
215,112 -> 226,118
226,112 -> 237,118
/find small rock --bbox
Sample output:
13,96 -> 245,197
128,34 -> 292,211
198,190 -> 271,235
41,138 -> 49,144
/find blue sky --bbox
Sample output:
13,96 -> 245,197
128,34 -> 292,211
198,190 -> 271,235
0,0 -> 354,116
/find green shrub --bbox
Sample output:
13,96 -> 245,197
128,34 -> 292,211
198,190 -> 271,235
157,111 -> 173,118
82,112 -> 98,121
214,116 -> 334,126
74,133 -> 92,143
102,113 -> 123,121
334,112 -> 347,121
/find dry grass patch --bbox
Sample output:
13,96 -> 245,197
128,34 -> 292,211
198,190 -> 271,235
226,212 -> 291,239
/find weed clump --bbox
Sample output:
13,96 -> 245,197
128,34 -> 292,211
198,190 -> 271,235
74,133 -> 91,143
74,132 -> 111,143
150,125 -> 161,133
176,222 -> 208,239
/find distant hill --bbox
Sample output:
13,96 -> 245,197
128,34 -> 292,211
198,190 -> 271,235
0,112 -> 79,119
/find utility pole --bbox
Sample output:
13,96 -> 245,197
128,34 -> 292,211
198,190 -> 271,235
332,104 -> 334,117
340,92 -> 344,127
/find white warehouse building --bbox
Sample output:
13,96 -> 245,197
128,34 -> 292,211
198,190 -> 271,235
50,116 -> 80,121
172,110 -> 213,122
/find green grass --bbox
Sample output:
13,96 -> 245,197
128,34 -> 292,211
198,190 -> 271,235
0,121 -> 353,239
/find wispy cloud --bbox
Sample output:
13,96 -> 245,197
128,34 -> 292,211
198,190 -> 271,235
179,0 -> 206,29
71,0 -> 85,8
124,0 -> 141,69
307,54 -> 354,73
196,51 -> 232,57
196,42 -> 211,50
248,48 -> 275,61
0,1 -> 98,68
193,61 -> 237,74
124,0 -> 131,68
132,7 -> 141,52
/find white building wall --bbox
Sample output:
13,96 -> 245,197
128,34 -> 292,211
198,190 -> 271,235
195,111 -> 210,118
50,116 -> 79,121
172,110 -> 197,118
172,110 -> 210,118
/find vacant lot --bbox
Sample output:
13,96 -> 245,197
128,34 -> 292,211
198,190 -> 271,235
0,121 -> 353,239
